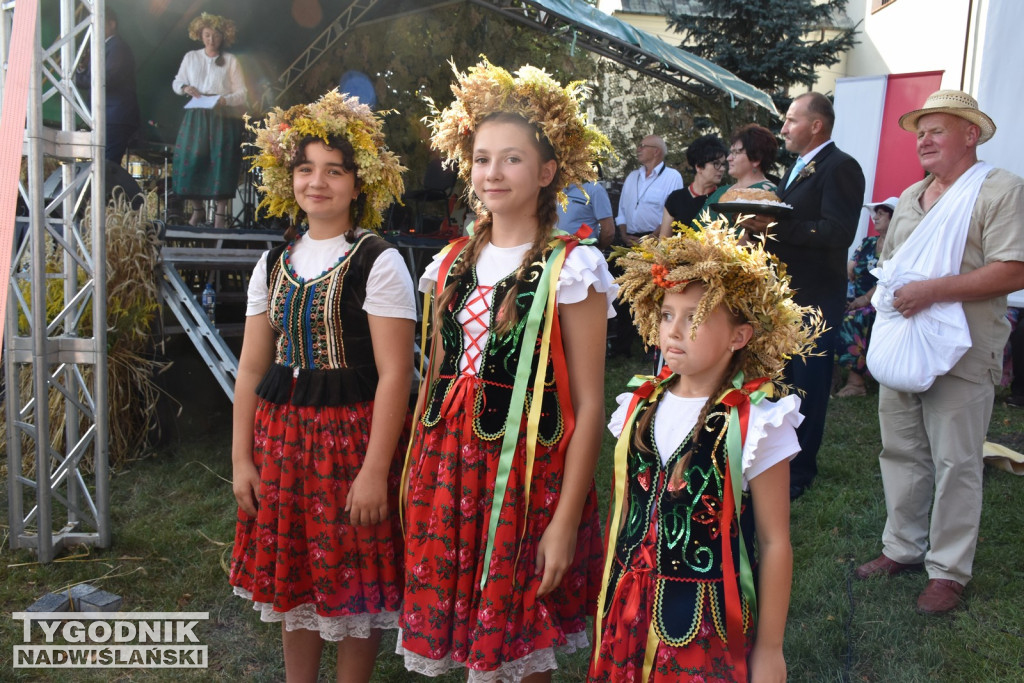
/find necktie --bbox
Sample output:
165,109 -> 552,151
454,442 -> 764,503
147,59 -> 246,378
786,157 -> 807,189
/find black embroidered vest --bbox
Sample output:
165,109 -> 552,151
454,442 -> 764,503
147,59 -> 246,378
421,246 -> 563,445
255,232 -> 393,407
604,395 -> 756,646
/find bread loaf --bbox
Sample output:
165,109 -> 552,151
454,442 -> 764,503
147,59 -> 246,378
720,186 -> 780,203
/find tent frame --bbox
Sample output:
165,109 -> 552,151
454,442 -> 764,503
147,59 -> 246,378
276,0 -> 776,112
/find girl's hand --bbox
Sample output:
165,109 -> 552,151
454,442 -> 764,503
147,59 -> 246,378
346,466 -> 388,527
535,518 -> 577,597
748,644 -> 786,683
233,460 -> 261,517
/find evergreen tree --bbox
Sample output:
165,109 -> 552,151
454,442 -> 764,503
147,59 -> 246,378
666,0 -> 859,108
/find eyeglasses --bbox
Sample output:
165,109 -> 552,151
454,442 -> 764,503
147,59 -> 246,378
636,143 -> 658,150
710,160 -> 727,170
728,147 -> 746,156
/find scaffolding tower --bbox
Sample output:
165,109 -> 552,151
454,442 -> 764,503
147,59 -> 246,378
3,0 -> 110,562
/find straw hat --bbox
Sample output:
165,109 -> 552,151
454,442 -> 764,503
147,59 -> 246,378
864,196 -> 899,212
898,90 -> 996,144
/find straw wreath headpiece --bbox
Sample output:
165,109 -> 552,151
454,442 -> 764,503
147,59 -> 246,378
246,90 -> 406,230
615,219 -> 825,382
188,13 -> 237,47
424,57 -> 612,207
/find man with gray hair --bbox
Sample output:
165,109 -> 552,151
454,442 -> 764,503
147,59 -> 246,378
855,90 -> 1024,614
615,135 -> 683,246
609,134 -> 683,358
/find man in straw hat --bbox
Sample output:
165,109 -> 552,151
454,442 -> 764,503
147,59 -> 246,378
855,90 -> 1024,614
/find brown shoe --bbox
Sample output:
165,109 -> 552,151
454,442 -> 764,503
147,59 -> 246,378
855,554 -> 924,579
916,579 -> 964,614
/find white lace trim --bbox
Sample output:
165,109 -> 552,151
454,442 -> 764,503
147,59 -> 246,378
556,244 -> 618,315
740,393 -> 803,488
232,586 -> 398,641
395,628 -> 588,682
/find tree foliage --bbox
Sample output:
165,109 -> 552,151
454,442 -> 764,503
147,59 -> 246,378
608,0 -> 861,179
666,0 -> 859,108
291,5 -> 599,191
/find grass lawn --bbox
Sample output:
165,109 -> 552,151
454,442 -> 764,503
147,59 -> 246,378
2,343 -> 1022,681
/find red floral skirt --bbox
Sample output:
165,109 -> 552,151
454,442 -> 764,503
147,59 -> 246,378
589,538 -> 751,683
398,387 -> 603,679
229,399 -> 406,639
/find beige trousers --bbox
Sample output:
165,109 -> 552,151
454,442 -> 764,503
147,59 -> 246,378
877,373 -> 993,585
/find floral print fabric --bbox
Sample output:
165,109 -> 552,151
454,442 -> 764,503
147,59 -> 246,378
229,398 -> 406,638
837,236 -> 879,374
399,375 -> 603,679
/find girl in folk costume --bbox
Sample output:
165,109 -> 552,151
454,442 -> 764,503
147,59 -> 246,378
397,60 -> 616,682
230,91 -> 414,683
590,224 -> 824,683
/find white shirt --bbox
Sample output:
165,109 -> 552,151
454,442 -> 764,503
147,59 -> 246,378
609,390 -> 803,490
172,49 -> 247,108
786,139 -> 834,186
246,231 -> 416,321
615,162 -> 683,234
419,241 -> 618,375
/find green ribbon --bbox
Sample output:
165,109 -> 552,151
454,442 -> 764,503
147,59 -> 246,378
479,240 -> 566,589
724,370 -> 766,622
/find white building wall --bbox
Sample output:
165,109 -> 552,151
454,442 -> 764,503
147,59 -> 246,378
840,0 -> 986,90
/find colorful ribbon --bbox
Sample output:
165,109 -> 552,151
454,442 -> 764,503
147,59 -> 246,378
593,366 -> 673,659
399,237 -> 468,530
480,238 -> 569,589
718,370 -> 771,682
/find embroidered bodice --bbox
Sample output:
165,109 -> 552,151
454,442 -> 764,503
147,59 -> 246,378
605,395 -> 756,646
422,246 -> 564,445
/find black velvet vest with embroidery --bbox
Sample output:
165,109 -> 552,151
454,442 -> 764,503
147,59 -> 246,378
604,395 -> 756,646
254,233 -> 392,407
421,247 -> 563,445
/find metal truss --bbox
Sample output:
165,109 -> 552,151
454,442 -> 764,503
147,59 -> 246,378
4,0 -> 109,562
276,0 -> 380,99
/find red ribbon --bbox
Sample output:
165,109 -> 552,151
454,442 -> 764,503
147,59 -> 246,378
571,224 -> 594,241
605,528 -> 657,665
716,375 -> 766,682
719,456 -> 747,682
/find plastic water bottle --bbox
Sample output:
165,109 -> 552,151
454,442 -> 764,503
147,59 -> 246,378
202,283 -> 216,324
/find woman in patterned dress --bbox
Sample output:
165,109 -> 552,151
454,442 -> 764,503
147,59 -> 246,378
229,91 -> 413,682
835,198 -> 894,397
396,60 -> 615,682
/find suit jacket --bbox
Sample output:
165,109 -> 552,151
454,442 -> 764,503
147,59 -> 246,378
773,142 -> 865,323
75,34 -> 141,129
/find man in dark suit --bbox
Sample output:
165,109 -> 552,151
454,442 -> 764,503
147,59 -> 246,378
75,8 -> 140,164
746,92 -> 865,500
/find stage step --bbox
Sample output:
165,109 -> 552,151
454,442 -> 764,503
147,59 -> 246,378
161,247 -> 266,269
158,263 -> 239,401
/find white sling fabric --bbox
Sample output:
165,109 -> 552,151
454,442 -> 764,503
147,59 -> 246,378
866,161 -> 991,393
